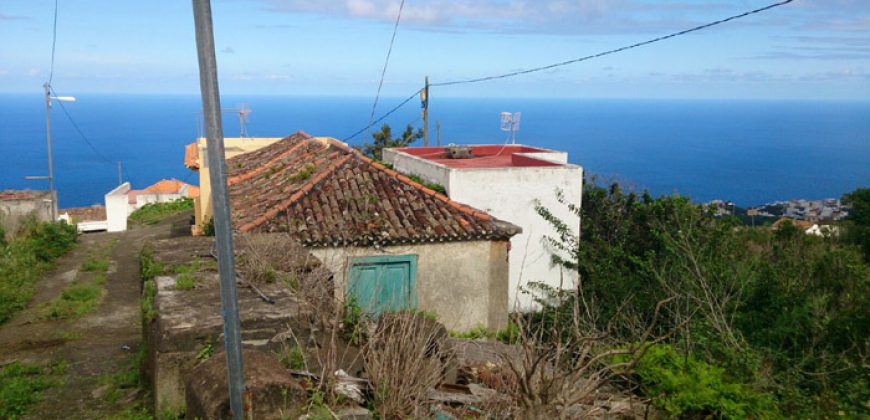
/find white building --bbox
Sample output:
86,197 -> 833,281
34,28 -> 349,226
384,144 -> 583,310
91,179 -> 198,232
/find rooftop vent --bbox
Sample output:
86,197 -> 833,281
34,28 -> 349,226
445,145 -> 473,159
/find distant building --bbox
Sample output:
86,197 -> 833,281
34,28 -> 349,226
771,217 -> 838,237
219,132 -> 521,331
184,136 -> 284,234
98,178 -> 198,232
384,144 -> 583,310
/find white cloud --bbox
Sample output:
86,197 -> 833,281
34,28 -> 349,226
221,46 -> 235,54
27,68 -> 42,77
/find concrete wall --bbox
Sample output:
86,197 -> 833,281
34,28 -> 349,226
105,182 -> 130,232
384,148 -> 455,194
0,190 -> 54,236
385,150 -> 583,310
309,240 -> 510,332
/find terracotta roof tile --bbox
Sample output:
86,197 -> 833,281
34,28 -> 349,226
226,131 -> 520,247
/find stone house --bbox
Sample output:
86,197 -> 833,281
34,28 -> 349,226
222,132 -> 521,331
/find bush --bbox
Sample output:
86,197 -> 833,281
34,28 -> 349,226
624,344 -> 777,419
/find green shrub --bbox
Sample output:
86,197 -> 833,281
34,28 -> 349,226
128,197 -> 193,225
275,345 -> 306,370
620,344 -> 777,419
202,217 -> 215,237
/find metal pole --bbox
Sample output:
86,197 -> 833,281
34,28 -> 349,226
44,82 -> 56,221
422,76 -> 429,146
191,1 -> 246,418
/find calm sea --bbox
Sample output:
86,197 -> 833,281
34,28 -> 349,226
1,94 -> 868,208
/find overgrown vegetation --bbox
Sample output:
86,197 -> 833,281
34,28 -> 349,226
532,178 -> 869,417
360,123 -> 423,161
128,197 -> 193,225
139,246 -> 162,322
0,360 -> 67,418
407,174 -> 447,194
42,242 -> 113,320
0,218 -> 77,323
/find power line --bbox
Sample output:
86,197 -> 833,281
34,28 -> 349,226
343,0 -> 794,141
432,0 -> 794,87
48,0 -> 58,85
344,88 -> 422,142
367,0 -> 406,131
49,86 -> 116,166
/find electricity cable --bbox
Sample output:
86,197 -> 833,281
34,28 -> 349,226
48,0 -> 58,85
50,86 -> 115,166
431,0 -> 794,87
367,0 -> 406,132
342,0 -> 794,140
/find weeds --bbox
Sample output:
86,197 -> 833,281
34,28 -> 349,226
174,274 -> 196,291
0,360 -> 66,418
42,277 -> 105,319
275,344 -> 307,371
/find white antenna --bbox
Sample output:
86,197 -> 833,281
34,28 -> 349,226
499,111 -> 521,144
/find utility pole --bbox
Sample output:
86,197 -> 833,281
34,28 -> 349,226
191,1 -> 246,419
422,76 -> 429,146
43,83 -> 56,221
436,120 -> 441,146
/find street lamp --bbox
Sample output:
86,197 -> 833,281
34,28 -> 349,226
41,82 -> 76,221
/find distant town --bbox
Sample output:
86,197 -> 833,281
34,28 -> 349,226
708,198 -> 850,225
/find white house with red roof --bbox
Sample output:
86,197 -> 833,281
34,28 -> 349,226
384,144 -> 582,309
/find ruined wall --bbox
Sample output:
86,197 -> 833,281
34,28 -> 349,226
310,240 -> 510,332
0,190 -> 54,236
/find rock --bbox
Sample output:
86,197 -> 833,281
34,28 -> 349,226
185,349 -> 306,419
335,406 -> 373,420
91,384 -> 111,399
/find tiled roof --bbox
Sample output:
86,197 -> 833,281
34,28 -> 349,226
184,143 -> 199,170
146,179 -> 196,194
227,131 -> 521,247
60,205 -> 106,222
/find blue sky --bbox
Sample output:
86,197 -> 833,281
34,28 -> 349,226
1,0 -> 868,99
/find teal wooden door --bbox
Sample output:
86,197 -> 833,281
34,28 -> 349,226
347,255 -> 417,314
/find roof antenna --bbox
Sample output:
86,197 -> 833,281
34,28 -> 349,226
500,112 -> 521,144
236,103 -> 251,138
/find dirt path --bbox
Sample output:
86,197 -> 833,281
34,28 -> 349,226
0,213 -> 191,419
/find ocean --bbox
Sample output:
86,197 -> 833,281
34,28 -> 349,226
1,94 -> 868,208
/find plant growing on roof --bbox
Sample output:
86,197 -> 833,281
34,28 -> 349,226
361,123 -> 422,161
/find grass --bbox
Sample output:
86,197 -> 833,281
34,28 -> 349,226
0,360 -> 67,419
81,256 -> 110,272
173,261 -> 200,291
128,197 -> 193,225
42,278 -> 106,319
43,239 -> 113,320
0,219 -> 77,324
174,274 -> 196,291
288,164 -> 315,182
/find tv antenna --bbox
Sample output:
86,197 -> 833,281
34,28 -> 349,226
195,104 -> 253,138
500,112 -> 521,144
236,103 -> 251,138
